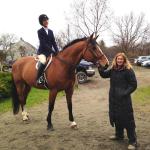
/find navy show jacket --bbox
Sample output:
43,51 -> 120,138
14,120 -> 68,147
37,27 -> 58,57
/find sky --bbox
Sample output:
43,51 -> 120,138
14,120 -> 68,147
0,0 -> 150,47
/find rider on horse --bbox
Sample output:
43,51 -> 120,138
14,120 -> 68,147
37,14 -> 58,84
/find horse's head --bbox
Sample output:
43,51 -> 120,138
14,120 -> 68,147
82,33 -> 109,67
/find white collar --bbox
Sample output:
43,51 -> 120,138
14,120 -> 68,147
43,27 -> 48,34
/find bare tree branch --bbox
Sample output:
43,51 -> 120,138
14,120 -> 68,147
112,12 -> 150,54
68,0 -> 111,37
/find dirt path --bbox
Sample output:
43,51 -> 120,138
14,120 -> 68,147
0,67 -> 150,150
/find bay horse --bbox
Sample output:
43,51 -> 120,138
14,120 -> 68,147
12,33 -> 109,130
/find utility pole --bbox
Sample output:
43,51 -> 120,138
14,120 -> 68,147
67,24 -> 70,43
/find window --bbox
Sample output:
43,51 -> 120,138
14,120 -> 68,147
141,57 -> 146,59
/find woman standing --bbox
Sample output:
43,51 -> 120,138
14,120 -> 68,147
98,53 -> 138,150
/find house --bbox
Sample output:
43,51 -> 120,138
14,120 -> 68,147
7,38 -> 37,61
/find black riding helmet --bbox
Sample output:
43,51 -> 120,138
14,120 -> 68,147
39,14 -> 49,26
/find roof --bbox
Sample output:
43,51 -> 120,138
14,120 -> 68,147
7,38 -> 37,60
9,38 -> 36,52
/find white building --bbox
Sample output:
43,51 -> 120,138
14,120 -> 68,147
7,38 -> 36,61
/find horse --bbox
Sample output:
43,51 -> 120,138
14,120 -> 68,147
12,33 -> 109,130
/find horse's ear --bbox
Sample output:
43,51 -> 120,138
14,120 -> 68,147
89,33 -> 94,41
94,35 -> 99,40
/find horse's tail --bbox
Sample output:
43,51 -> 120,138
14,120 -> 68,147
12,75 -> 20,114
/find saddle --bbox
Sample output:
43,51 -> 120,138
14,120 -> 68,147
34,55 -> 53,88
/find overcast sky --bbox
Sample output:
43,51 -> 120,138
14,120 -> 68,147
0,0 -> 150,47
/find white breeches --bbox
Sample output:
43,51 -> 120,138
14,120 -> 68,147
38,54 -> 46,64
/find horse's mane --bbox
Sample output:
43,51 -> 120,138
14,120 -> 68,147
62,37 -> 87,51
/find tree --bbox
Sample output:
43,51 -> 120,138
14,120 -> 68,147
19,46 -> 26,57
112,12 -> 150,55
0,51 -> 6,71
55,31 -> 69,50
55,25 -> 73,50
99,39 -> 106,50
69,0 -> 111,37
0,33 -> 18,60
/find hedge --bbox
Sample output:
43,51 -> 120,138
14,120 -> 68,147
0,72 -> 12,99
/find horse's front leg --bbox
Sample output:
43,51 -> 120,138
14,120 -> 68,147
65,87 -> 77,129
47,89 -> 57,131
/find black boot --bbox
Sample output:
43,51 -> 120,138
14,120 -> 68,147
126,127 -> 137,145
36,62 -> 46,84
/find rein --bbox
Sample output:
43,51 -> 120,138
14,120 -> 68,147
55,55 -> 77,68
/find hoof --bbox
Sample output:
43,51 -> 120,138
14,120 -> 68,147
22,117 -> 29,121
47,125 -> 54,131
71,125 -> 78,130
70,121 -> 78,129
22,113 -> 29,121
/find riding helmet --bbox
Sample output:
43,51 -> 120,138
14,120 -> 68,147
39,14 -> 49,25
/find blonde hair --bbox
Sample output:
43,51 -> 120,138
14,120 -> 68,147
111,53 -> 132,69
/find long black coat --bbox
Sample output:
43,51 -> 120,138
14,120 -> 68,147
98,67 -> 137,128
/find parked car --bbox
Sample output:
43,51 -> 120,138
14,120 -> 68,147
134,56 -> 150,65
2,60 -> 14,72
141,60 -> 150,67
76,60 -> 95,84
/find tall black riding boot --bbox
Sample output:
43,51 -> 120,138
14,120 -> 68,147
36,62 -> 46,84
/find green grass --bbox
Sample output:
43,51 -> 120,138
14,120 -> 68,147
1,85 -> 149,114
133,86 -> 150,105
0,88 -> 65,114
0,97 -> 12,113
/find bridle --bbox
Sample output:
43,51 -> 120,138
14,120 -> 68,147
82,42 -> 104,64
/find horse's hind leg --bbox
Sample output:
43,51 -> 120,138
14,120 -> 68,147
21,84 -> 31,121
65,87 -> 77,129
16,82 -> 31,121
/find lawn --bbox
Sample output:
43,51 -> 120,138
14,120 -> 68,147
0,88 -> 64,114
133,86 -> 150,105
0,86 -> 149,114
